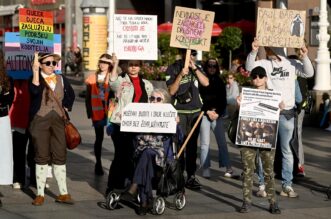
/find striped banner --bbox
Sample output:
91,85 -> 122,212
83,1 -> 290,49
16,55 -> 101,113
19,8 -> 54,52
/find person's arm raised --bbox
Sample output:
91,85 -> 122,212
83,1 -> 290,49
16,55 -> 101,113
190,60 -> 209,87
168,67 -> 188,96
109,53 -> 119,82
32,52 -> 40,86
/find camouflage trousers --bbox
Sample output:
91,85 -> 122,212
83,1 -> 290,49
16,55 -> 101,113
240,147 -> 276,204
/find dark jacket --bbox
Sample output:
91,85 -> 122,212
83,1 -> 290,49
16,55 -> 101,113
199,74 -> 227,116
0,77 -> 14,117
29,74 -> 75,120
166,60 -> 203,111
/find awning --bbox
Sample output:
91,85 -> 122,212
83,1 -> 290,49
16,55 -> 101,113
0,4 -> 24,16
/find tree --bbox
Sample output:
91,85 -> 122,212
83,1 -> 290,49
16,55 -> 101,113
216,27 -> 242,70
157,34 -> 179,66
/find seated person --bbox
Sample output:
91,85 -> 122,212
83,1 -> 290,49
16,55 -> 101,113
121,88 -> 183,215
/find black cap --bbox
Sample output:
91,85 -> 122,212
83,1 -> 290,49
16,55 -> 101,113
250,66 -> 267,78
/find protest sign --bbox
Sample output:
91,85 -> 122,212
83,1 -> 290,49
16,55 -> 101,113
5,32 -> 61,79
120,103 -> 177,134
170,6 -> 214,52
19,8 -> 54,52
256,7 -> 306,48
235,88 -> 282,149
113,14 -> 157,60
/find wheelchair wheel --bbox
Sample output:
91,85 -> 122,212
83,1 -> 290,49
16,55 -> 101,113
152,196 -> 165,215
173,192 -> 186,210
106,191 -> 120,210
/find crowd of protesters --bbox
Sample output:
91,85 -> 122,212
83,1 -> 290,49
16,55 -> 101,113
1,34 -> 329,216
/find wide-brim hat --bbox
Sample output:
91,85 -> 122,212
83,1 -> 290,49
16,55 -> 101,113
99,57 -> 113,64
38,53 -> 61,62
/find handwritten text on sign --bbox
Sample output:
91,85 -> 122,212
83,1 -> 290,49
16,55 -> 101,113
256,8 -> 306,48
120,103 -> 177,133
19,8 -> 54,52
114,15 -> 157,60
170,6 -> 214,51
5,32 -> 62,79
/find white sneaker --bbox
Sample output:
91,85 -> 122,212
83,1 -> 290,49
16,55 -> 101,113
45,183 -> 50,189
47,166 -> 53,178
325,125 -> 331,132
256,185 -> 267,197
280,186 -> 298,198
202,168 -> 211,178
12,182 -> 21,190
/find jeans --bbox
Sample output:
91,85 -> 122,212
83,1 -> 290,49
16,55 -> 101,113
278,115 -> 295,187
297,109 -> 305,165
200,115 -> 230,169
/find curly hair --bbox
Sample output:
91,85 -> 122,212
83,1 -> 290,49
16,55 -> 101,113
0,50 -> 10,93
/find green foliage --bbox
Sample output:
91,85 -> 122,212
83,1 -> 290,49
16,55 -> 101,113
216,27 -> 242,51
157,34 -> 179,66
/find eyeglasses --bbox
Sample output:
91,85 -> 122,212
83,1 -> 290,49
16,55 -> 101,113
149,96 -> 163,102
251,74 -> 265,80
207,64 -> 217,68
41,61 -> 57,67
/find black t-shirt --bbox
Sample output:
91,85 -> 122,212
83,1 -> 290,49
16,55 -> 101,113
166,60 -> 203,111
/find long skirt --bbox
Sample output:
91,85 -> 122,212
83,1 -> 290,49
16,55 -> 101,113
0,115 -> 13,185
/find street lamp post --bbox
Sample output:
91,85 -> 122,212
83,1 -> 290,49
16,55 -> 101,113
314,0 -> 331,91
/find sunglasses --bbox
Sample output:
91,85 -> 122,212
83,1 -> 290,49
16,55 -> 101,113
207,64 -> 217,68
191,51 -> 197,57
251,74 -> 266,80
41,61 -> 57,67
149,96 -> 163,102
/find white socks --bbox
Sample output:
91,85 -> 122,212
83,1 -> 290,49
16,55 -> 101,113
36,164 -> 48,196
53,164 -> 68,195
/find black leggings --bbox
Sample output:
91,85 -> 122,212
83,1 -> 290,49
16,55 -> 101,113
94,125 -> 105,163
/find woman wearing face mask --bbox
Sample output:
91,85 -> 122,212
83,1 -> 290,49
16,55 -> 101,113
199,58 -> 233,179
29,52 -> 75,206
106,60 -> 153,196
85,54 -> 117,175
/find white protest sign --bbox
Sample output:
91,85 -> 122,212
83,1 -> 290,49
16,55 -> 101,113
256,7 -> 306,48
170,6 -> 214,51
236,88 -> 282,149
120,103 -> 177,133
114,14 -> 157,60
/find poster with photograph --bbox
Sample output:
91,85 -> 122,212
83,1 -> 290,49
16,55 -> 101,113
235,88 -> 282,149
256,7 -> 306,48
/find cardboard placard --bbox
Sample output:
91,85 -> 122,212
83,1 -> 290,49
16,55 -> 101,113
170,6 -> 214,51
120,103 -> 177,134
113,14 -> 158,60
256,8 -> 306,48
5,32 -> 62,79
19,8 -> 54,52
